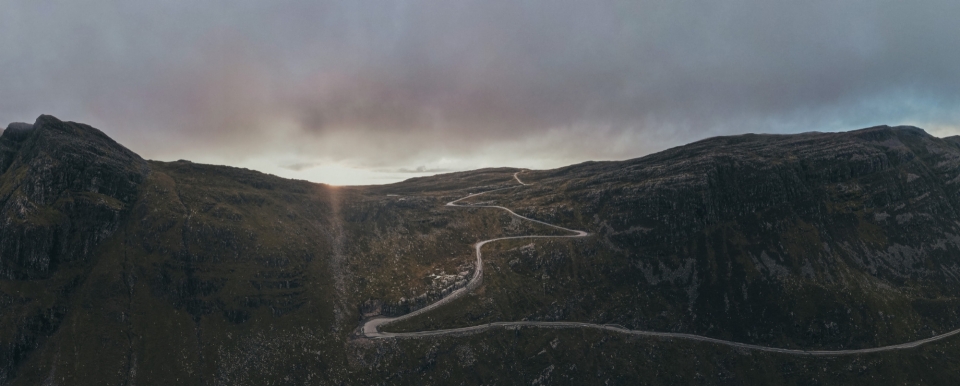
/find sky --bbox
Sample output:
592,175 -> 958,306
3,1 -> 960,185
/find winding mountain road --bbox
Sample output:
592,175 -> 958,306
361,172 -> 960,356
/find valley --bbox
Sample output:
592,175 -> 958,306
4,116 -> 960,384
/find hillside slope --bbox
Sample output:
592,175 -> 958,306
3,117 -> 960,384
396,126 -> 960,349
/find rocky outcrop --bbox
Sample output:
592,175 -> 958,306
0,122 -> 33,174
538,126 -> 960,285
0,115 -> 150,383
0,115 -> 148,279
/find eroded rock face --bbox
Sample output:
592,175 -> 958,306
538,126 -> 960,286
0,115 -> 148,279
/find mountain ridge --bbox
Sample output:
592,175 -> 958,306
3,115 -> 960,384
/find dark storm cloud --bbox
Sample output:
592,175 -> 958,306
3,1 -> 960,183
280,162 -> 323,172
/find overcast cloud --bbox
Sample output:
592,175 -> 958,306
3,1 -> 960,184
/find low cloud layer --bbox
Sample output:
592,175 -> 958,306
3,1 -> 960,184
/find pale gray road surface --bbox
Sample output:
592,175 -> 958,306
362,172 -> 960,356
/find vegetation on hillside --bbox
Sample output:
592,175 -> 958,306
3,117 -> 960,384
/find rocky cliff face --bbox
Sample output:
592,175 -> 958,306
0,115 -> 150,383
543,125 -> 960,284
0,115 -> 148,279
